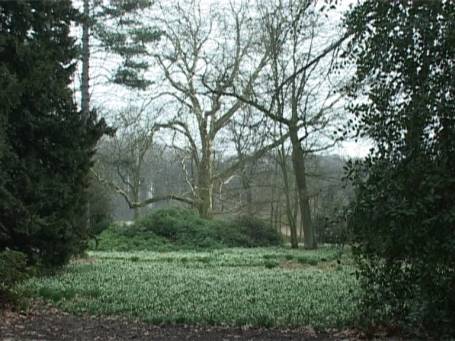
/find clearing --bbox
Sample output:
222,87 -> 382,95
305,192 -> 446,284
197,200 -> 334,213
1,247 -> 371,340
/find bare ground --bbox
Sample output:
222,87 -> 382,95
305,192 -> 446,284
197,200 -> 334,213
0,302 -> 404,341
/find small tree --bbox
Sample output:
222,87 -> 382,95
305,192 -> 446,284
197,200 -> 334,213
218,1 -> 349,248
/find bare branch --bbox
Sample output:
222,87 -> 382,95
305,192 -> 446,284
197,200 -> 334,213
91,169 -> 194,208
214,131 -> 290,181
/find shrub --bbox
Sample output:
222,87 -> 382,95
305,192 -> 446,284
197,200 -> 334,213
212,219 -> 254,247
264,259 -> 279,269
315,210 -> 350,247
135,208 -> 221,249
93,209 -> 282,251
0,250 -> 28,288
96,223 -> 171,252
219,216 -> 282,247
296,256 -> 317,266
348,158 -> 455,333
344,0 -> 455,335
0,250 -> 29,304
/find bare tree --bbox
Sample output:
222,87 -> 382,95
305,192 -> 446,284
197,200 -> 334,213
214,1 -> 349,248
151,1 -> 288,218
223,107 -> 270,215
276,131 -> 299,243
93,102 -> 193,220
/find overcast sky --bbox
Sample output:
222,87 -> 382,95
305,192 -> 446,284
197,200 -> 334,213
71,0 -> 370,158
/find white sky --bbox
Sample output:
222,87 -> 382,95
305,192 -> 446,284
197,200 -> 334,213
71,0 -> 371,159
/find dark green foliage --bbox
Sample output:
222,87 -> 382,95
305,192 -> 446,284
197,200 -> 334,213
96,223 -> 170,252
296,256 -> 318,266
94,208 -> 282,251
264,260 -> 279,269
220,216 -> 282,247
134,208 -> 221,249
345,0 -> 455,334
87,177 -> 113,249
93,0 -> 161,90
0,250 -> 28,291
37,287 -> 76,303
315,208 -> 350,246
0,250 -> 30,305
0,1 -> 106,267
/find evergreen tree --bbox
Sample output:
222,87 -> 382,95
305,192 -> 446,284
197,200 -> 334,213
93,0 -> 160,90
0,0 -> 106,267
345,0 -> 455,333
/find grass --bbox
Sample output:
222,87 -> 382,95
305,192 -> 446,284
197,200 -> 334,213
19,246 -> 359,329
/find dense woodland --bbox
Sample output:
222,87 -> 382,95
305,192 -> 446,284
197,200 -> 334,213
0,0 -> 454,339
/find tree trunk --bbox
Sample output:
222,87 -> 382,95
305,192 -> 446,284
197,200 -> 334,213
81,0 -> 91,231
197,164 -> 213,218
133,207 -> 140,221
241,173 -> 253,216
132,155 -> 141,221
197,143 -> 213,219
81,0 -> 90,121
290,128 -> 317,249
277,145 -> 298,248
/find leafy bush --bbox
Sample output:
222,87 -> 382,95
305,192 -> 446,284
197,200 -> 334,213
219,216 -> 282,247
296,256 -> 318,266
315,210 -> 350,246
348,157 -> 455,333
0,250 -> 28,288
93,209 -> 282,251
345,0 -> 455,335
0,250 -> 29,303
96,223 -> 172,252
264,259 -> 279,269
135,208 -> 222,249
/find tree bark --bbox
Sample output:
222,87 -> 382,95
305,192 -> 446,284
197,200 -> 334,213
81,0 -> 90,120
290,128 -> 316,249
132,187 -> 140,220
240,169 -> 253,216
132,153 -> 142,220
81,0 -> 91,231
277,145 -> 298,248
197,135 -> 213,218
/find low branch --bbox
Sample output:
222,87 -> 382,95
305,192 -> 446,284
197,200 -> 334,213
133,194 -> 194,208
91,169 -> 194,208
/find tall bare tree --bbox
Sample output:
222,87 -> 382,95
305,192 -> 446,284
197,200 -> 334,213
216,1 -> 350,248
152,1 -> 288,218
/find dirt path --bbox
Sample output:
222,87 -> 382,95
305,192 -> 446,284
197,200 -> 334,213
0,303 -> 395,340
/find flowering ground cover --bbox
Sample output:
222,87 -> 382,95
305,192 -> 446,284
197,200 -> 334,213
19,247 -> 358,329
